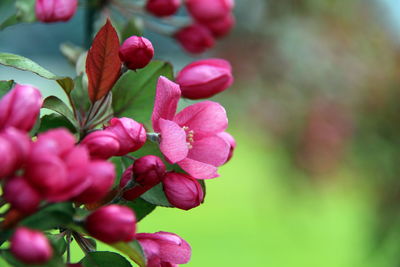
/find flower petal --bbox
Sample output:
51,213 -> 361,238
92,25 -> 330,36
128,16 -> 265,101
173,101 -> 227,136
159,119 -> 189,163
178,158 -> 219,179
151,77 -> 181,132
188,135 -> 230,166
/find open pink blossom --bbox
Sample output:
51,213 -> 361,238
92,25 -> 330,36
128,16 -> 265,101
151,76 -> 230,179
136,231 -> 191,267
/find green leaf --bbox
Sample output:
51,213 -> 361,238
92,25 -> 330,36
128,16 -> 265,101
111,241 -> 146,267
15,0 -> 36,23
0,53 -> 74,94
0,15 -> 18,30
112,61 -> 173,128
0,80 -> 14,97
42,96 -> 78,130
38,113 -> 76,134
141,183 -> 172,207
71,74 -> 91,119
0,0 -> 36,30
81,251 -> 132,267
124,198 -> 156,221
47,234 -> 67,256
1,250 -> 65,267
22,203 -> 75,231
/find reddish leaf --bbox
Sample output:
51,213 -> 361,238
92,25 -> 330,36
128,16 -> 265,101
86,19 -> 121,103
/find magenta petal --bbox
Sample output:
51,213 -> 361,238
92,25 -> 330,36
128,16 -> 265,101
178,158 -> 219,179
173,101 -> 227,136
159,119 -> 189,163
151,77 -> 181,132
188,135 -> 230,166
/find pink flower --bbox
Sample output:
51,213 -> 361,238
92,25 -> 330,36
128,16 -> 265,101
10,227 -> 53,265
175,58 -> 233,99
151,77 -> 230,179
162,172 -> 204,210
146,0 -> 181,17
119,36 -> 154,70
0,84 -> 42,132
35,0 -> 78,23
174,24 -> 215,54
136,231 -> 191,267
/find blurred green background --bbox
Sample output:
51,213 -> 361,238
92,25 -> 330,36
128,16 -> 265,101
3,0 -> 400,266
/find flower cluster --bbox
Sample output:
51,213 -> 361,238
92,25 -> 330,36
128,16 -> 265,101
1,1 -> 236,266
34,0 -> 235,54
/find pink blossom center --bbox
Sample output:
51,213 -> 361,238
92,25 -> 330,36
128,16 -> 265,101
182,126 -> 195,149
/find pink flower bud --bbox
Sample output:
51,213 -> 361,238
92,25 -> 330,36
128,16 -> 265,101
74,161 -> 116,204
136,231 -> 191,266
176,58 -> 233,99
81,131 -> 120,159
4,177 -> 41,214
85,205 -> 136,243
0,128 -> 31,171
35,0 -> 78,23
0,136 -> 18,178
0,84 -> 42,132
120,155 -> 166,200
162,172 -> 204,210
10,227 -> 53,264
203,13 -> 235,38
174,24 -> 215,54
146,0 -> 181,17
25,152 -> 68,197
186,0 -> 234,22
47,146 -> 91,202
119,36 -> 154,70
34,128 -> 76,156
217,132 -> 236,163
105,118 -> 147,156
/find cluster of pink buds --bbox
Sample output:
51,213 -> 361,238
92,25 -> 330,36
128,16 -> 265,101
141,0 -> 235,53
175,0 -> 235,53
1,9 -> 237,264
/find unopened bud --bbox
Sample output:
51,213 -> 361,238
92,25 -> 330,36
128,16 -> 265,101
85,205 -> 136,243
74,160 -> 116,204
174,24 -> 215,54
162,172 -> 204,210
4,177 -> 41,214
10,227 -> 53,264
185,0 -> 234,22
81,131 -> 120,159
0,84 -> 42,132
146,0 -> 181,17
176,58 -> 233,99
35,0 -> 78,23
119,36 -> 154,70
121,155 -> 166,200
105,117 -> 147,156
203,13 -> 235,38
